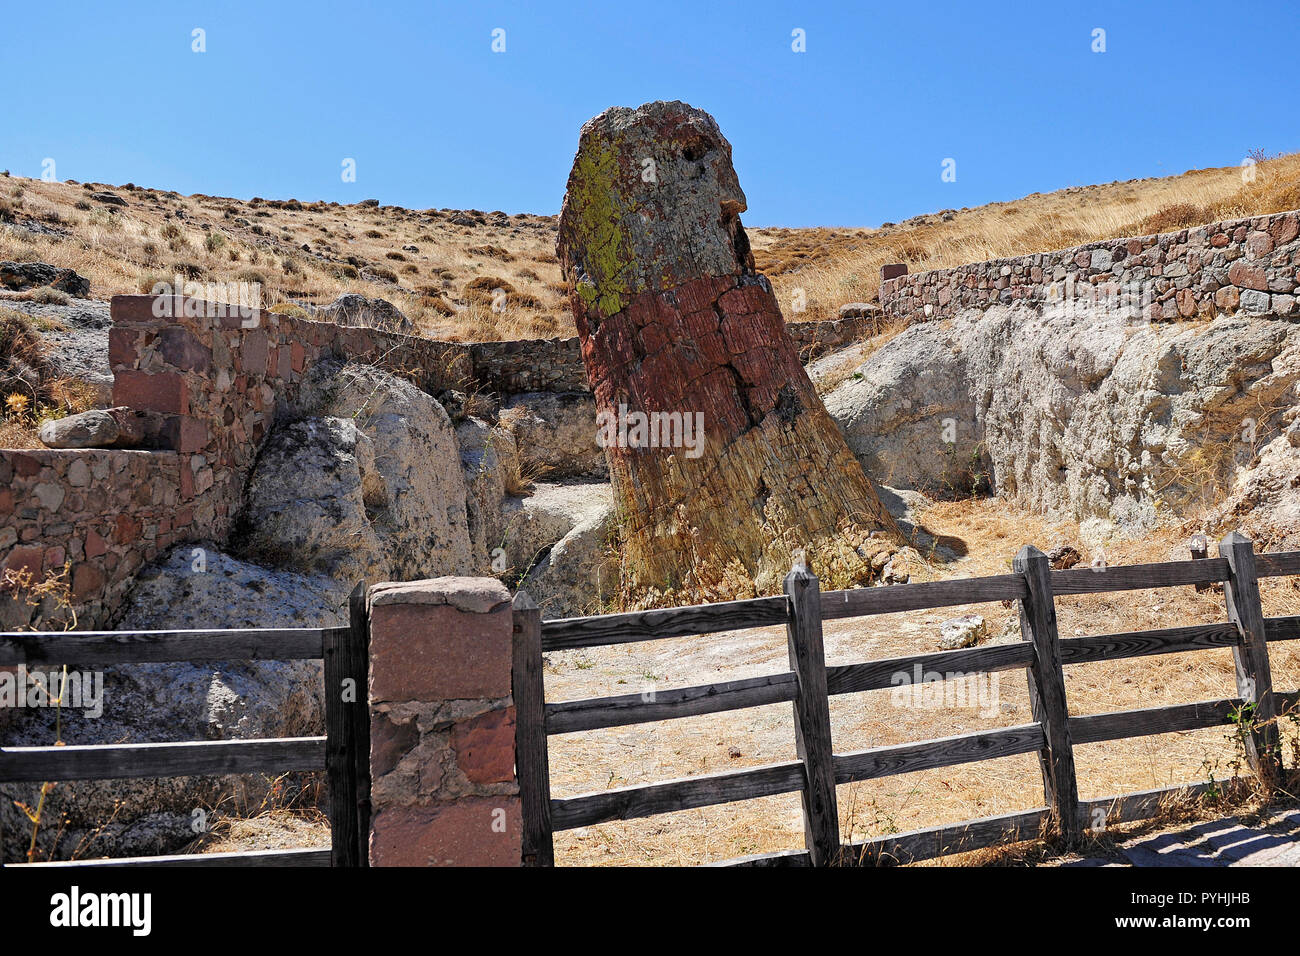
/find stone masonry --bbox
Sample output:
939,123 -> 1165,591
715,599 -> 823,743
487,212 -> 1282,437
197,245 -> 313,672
880,210 -> 1300,325
366,577 -> 521,866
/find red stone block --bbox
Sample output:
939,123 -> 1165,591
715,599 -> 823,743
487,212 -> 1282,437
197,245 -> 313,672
0,488 -> 12,515
369,798 -> 521,867
239,329 -> 269,376
114,514 -> 142,546
3,547 -> 43,576
108,327 -> 139,368
1227,261 -> 1269,292
111,294 -> 169,326
370,603 -> 512,701
371,712 -> 419,778
84,528 -> 109,558
72,563 -> 105,601
451,707 -> 516,784
175,416 -> 209,453
43,546 -> 66,571
12,454 -> 41,478
159,326 -> 212,372
114,370 -> 189,415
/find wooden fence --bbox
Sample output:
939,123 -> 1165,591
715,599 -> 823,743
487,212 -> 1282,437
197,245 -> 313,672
0,583 -> 371,867
512,532 -> 1300,866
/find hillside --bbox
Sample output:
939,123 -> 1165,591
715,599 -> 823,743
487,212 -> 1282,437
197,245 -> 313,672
2,151 -> 1298,342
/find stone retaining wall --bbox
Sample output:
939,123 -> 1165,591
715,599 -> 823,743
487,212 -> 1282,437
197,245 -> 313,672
0,449 -> 191,629
0,293 -> 877,627
879,210 -> 1300,325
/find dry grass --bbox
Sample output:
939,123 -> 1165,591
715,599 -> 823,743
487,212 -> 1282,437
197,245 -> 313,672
0,178 -> 569,341
753,151 -> 1300,322
0,305 -> 99,444
4,152 -> 1296,343
544,497 -> 1300,865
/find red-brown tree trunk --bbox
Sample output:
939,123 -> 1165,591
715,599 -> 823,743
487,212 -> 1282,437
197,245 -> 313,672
558,101 -> 898,602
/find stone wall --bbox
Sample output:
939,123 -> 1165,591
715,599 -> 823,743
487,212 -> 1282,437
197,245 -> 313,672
0,449 -> 191,628
1,292 -> 879,627
367,577 -> 520,866
879,210 -> 1300,325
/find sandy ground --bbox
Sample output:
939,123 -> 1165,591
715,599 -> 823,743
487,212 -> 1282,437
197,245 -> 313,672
544,499 -> 1300,865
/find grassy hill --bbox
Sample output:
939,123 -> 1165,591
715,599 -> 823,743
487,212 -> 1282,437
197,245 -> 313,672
1,152 -> 1298,343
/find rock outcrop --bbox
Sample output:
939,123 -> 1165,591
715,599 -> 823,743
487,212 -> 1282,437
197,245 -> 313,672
497,481 -> 617,616
313,293 -> 412,333
0,545 -> 344,863
0,261 -> 90,296
557,100 -> 898,600
237,360 -> 475,581
826,302 -> 1300,530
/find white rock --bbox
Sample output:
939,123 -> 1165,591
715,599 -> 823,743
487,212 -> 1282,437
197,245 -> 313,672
938,614 -> 985,650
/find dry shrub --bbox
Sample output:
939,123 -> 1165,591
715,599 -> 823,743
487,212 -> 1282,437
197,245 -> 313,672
462,275 -> 515,302
467,244 -> 515,261
1138,202 -> 1209,235
0,307 -> 52,406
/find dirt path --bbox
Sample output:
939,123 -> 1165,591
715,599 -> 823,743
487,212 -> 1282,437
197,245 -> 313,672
1060,809 -> 1300,867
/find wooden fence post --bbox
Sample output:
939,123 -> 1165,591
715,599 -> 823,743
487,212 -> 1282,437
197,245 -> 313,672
323,581 -> 371,867
1218,531 -> 1281,785
1014,546 -> 1081,844
512,590 -> 554,866
784,561 -> 841,865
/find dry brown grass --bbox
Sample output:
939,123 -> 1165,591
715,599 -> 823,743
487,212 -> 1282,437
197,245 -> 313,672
753,152 -> 1300,322
544,497 -> 1300,865
0,178 -> 569,341
0,305 -> 100,444
5,152 -> 1296,343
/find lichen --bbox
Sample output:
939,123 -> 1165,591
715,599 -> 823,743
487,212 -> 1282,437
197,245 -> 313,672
569,141 -> 633,317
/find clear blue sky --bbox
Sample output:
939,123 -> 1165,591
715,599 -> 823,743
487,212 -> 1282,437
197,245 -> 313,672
3,0 -> 1296,227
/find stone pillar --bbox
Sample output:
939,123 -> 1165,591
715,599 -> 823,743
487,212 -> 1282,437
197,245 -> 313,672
366,577 -> 521,866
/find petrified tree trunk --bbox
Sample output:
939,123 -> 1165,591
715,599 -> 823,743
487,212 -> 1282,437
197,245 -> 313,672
558,101 -> 898,602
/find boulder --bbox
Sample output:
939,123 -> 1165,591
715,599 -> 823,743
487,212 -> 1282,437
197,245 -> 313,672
90,191 -> 128,207
938,615 -> 985,650
456,415 -> 518,569
1212,415 -> 1300,550
501,391 -> 606,479
314,293 -> 412,333
499,480 -> 614,584
293,359 -> 474,579
38,409 -> 119,448
0,546 -> 345,863
520,491 -> 619,619
236,416 -> 388,582
0,261 -> 90,297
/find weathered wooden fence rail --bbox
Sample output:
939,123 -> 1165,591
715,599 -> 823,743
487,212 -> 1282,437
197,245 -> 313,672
0,583 -> 370,868
514,532 -> 1300,866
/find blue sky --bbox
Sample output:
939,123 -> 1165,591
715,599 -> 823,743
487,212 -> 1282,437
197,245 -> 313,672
3,0 -> 1297,226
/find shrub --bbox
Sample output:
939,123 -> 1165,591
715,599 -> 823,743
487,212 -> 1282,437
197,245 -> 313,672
1139,203 -> 1208,235
267,302 -> 310,319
